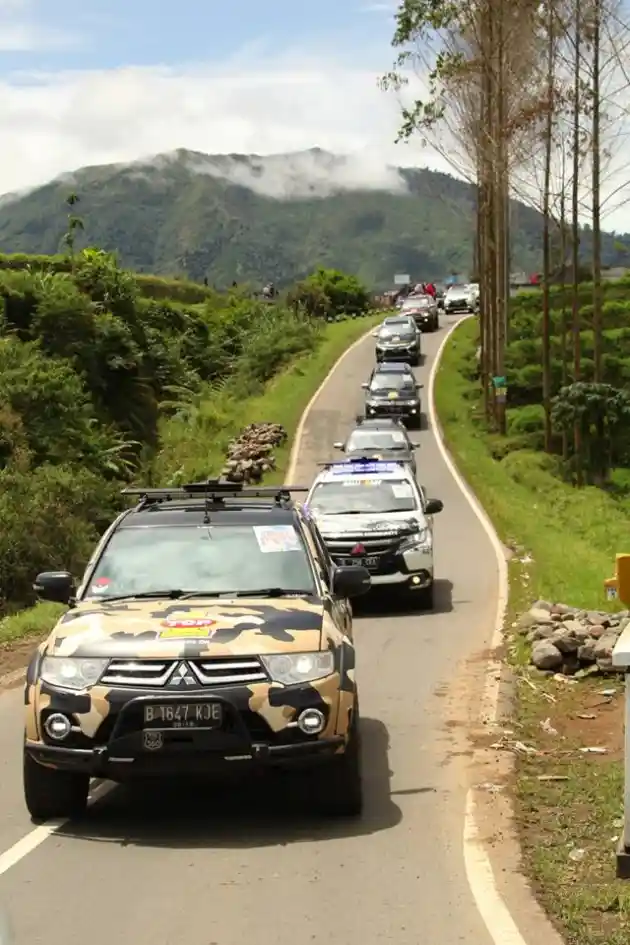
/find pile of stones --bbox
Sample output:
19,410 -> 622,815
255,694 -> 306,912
221,422 -> 287,484
516,600 -> 629,676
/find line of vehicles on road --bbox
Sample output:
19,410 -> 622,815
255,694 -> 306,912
393,281 -> 479,317
20,314 -> 443,825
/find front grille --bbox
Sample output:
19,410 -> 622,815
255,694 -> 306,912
100,657 -> 268,688
325,536 -> 401,556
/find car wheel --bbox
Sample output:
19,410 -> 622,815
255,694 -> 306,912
23,749 -> 90,822
433,315 -> 439,330
312,709 -> 363,817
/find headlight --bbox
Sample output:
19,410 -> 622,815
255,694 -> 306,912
400,529 -> 431,550
261,651 -> 335,685
40,657 -> 109,690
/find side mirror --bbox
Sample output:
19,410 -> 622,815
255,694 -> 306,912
333,442 -> 344,450
416,383 -> 424,389
361,382 -> 369,389
371,332 -> 379,338
332,565 -> 371,599
410,441 -> 420,448
33,570 -> 75,604
425,499 -> 443,515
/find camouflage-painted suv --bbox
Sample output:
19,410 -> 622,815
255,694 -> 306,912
23,481 -> 371,822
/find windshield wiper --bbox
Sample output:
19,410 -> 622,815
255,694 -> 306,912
95,590 -> 190,602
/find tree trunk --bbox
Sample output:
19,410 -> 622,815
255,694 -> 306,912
571,0 -> 583,485
542,0 -> 554,453
591,0 -> 603,381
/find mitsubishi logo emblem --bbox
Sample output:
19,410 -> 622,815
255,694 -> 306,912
169,661 -> 196,686
351,543 -> 365,556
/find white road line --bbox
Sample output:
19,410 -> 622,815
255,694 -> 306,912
427,316 -> 529,945
0,780 -> 111,876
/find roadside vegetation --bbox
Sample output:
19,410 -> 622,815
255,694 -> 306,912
0,249 -> 378,654
387,0 -> 630,940
435,314 -> 630,945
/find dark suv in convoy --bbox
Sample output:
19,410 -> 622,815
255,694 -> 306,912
24,481 -> 371,822
361,365 -> 422,428
372,316 -> 421,365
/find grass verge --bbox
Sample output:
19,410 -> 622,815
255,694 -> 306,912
0,314 -> 381,659
434,316 -> 630,945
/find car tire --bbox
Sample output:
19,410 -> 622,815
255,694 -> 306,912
433,315 -> 439,331
312,709 -> 363,817
23,750 -> 90,822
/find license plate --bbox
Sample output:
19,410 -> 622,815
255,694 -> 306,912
339,556 -> 378,568
143,702 -> 223,729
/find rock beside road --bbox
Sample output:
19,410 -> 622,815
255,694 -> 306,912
221,422 -> 287,483
517,599 -> 629,676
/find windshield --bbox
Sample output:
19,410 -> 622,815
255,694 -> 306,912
369,373 -> 416,392
84,524 -> 316,598
309,478 -> 418,515
346,430 -> 409,452
379,322 -> 414,338
403,298 -> 428,308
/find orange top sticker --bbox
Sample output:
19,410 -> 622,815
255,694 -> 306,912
158,617 -> 216,639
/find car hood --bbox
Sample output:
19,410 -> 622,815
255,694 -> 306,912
46,597 -> 325,659
376,335 -> 415,344
312,510 -> 425,537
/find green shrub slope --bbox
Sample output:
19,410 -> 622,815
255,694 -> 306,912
0,250 -> 374,623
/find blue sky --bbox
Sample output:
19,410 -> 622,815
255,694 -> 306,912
0,0 -> 628,229
1,0 -> 396,72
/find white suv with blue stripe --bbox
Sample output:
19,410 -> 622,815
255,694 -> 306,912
305,459 -> 443,609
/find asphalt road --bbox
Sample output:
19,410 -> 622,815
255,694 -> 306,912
0,317 -> 500,945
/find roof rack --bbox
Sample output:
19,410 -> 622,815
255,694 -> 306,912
121,480 -> 309,514
317,456 -> 405,470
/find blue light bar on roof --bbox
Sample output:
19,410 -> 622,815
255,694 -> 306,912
328,460 -> 402,475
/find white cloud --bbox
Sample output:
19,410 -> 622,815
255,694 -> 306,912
0,45 -> 629,230
0,51 -> 453,199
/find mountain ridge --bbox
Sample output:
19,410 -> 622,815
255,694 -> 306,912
0,147 -> 625,288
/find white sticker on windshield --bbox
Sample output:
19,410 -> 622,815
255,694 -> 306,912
253,525 -> 301,553
392,483 -> 413,497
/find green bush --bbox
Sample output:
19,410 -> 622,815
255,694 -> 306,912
288,267 -> 370,319
0,249 -> 372,614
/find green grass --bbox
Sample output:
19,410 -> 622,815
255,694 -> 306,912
0,602 -> 66,648
152,314 -> 382,483
434,316 -> 630,945
0,315 -> 381,657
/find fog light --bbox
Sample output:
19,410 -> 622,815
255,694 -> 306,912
44,713 -> 72,740
411,575 -> 421,585
297,708 -> 325,735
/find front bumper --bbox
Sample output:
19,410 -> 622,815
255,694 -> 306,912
375,345 -> 419,361
445,301 -> 472,313
327,543 -> 434,589
365,401 -> 420,421
411,313 -> 436,330
25,680 -> 353,779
